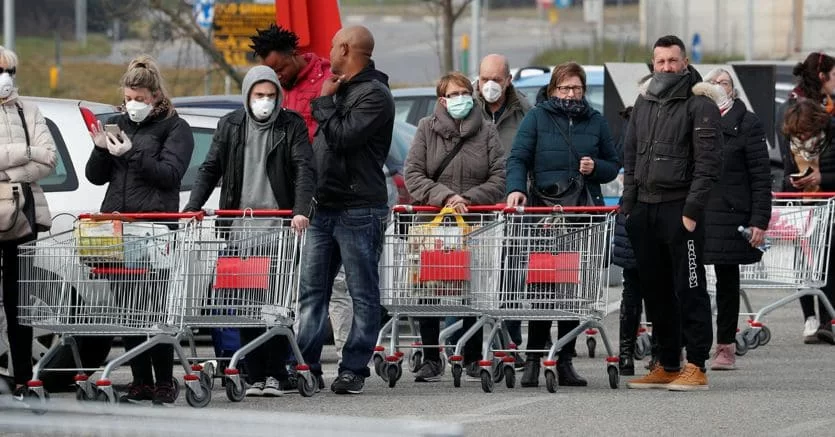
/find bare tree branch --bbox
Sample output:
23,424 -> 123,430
452,0 -> 474,22
147,0 -> 243,86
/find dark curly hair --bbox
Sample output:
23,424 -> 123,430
793,51 -> 835,103
250,24 -> 300,59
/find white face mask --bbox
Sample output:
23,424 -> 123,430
125,100 -> 153,123
250,97 -> 276,120
0,73 -> 15,99
481,80 -> 503,103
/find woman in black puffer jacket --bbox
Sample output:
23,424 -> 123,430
700,69 -> 772,370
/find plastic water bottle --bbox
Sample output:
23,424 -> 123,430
738,226 -> 771,253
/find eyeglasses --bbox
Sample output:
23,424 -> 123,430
710,80 -> 732,87
445,91 -> 471,98
0,67 -> 16,76
555,85 -> 583,94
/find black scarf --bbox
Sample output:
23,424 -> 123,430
647,71 -> 690,99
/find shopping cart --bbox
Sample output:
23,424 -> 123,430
706,193 -> 835,354
468,206 -> 618,393
376,205 -> 506,388
175,209 -> 317,402
17,212 -> 205,409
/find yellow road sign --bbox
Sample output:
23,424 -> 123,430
212,3 -> 276,66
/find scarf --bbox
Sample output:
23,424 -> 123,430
549,97 -> 587,117
647,71 -> 690,99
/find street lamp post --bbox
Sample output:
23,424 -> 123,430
3,0 -> 14,51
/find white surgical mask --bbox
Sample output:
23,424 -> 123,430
250,97 -> 276,120
125,100 -> 153,123
0,73 -> 15,99
481,80 -> 503,103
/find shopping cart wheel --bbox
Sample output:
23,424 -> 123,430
201,361 -> 216,390
386,364 -> 401,388
586,337 -> 597,358
452,364 -> 462,388
409,350 -> 423,373
373,355 -> 386,380
504,366 -> 515,389
734,334 -> 749,356
607,366 -> 619,389
758,326 -> 772,346
225,378 -> 245,402
186,378 -> 212,408
95,388 -> 115,404
75,386 -> 91,402
492,360 -> 505,383
298,375 -> 315,397
545,371 -> 557,393
743,328 -> 760,349
480,370 -> 494,393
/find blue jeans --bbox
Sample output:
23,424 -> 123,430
296,206 -> 388,378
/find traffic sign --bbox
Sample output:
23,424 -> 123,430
554,0 -> 572,8
194,0 -> 215,32
212,3 -> 276,66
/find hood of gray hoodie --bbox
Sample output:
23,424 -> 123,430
242,65 -> 284,128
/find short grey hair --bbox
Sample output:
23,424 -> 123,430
704,67 -> 738,99
0,46 -> 19,70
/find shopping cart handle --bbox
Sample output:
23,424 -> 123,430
503,206 -> 618,214
773,192 -> 835,198
391,204 -> 506,213
78,212 -> 205,221
209,209 -> 295,218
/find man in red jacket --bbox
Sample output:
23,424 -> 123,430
250,25 -> 353,378
251,24 -> 332,143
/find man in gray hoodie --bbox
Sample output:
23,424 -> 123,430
185,66 -> 315,397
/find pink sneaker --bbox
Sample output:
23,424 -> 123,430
710,344 -> 736,371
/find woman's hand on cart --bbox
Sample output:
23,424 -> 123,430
291,214 -> 310,234
506,192 -> 527,208
445,194 -> 470,214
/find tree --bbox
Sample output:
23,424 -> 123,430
425,0 -> 474,74
146,0 -> 243,85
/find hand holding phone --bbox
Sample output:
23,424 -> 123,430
104,124 -> 122,142
790,167 -> 813,181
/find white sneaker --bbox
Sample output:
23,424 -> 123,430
804,317 -> 820,344
246,381 -> 265,397
262,377 -> 284,397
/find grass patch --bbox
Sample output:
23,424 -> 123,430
15,34 -> 112,60
531,41 -> 743,66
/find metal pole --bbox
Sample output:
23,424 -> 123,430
75,0 -> 87,47
745,0 -> 754,60
714,0 -> 720,56
470,0 -> 481,78
3,0 -> 14,51
682,0 -> 689,51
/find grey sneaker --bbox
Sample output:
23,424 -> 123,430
246,380 -> 265,397
414,360 -> 443,382
262,377 -> 284,397
330,371 -> 364,395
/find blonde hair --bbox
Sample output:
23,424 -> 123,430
120,54 -> 169,100
0,45 -> 19,69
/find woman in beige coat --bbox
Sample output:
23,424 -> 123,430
404,71 -> 504,383
0,45 -> 57,398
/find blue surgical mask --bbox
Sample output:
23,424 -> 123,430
445,95 -> 474,119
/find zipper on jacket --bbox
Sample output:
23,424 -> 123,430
121,127 -> 138,212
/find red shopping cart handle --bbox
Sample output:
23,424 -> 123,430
78,212 -> 205,221
392,204 -> 506,213
773,192 -> 835,199
503,206 -> 618,214
210,209 -> 294,218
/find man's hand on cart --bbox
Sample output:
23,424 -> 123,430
506,192 -> 526,207
291,214 -> 310,234
747,226 -> 766,248
445,194 -> 470,213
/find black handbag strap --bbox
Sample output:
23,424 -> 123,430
16,104 -> 30,147
431,137 -> 464,182
544,111 -> 581,175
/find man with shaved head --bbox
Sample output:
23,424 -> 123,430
475,54 -> 531,156
296,25 -> 395,395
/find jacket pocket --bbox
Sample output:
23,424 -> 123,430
649,142 -> 690,189
634,140 -> 650,183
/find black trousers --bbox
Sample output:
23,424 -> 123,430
800,233 -> 835,324
620,267 -> 643,339
527,320 -> 578,360
626,201 -> 713,369
419,317 -> 481,364
240,328 -> 290,383
118,270 -> 173,386
123,338 -> 173,385
714,264 -> 741,345
3,241 -> 32,385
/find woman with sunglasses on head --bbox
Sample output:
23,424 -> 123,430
506,61 -> 619,388
776,52 -> 835,345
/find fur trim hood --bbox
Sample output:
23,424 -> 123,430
691,82 -> 729,106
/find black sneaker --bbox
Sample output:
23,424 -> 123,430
330,371 -> 364,395
817,325 -> 835,345
414,360 -> 443,382
465,361 -> 481,381
280,374 -> 298,393
152,381 -> 177,406
521,360 -> 541,388
12,385 -> 26,402
119,383 -> 153,404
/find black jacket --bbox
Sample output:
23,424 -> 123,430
622,66 -> 723,220
85,110 -> 193,213
612,108 -> 636,270
310,61 -> 394,209
703,101 -> 772,265
184,108 -> 315,217
777,97 -> 835,192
